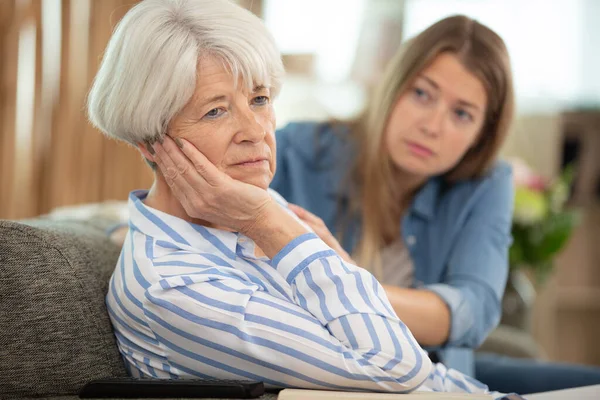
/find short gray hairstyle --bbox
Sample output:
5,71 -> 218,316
87,0 -> 284,144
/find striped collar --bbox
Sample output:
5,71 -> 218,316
127,190 -> 240,258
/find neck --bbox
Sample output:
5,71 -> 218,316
392,167 -> 428,210
143,174 -> 232,231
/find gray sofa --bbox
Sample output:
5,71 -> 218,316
0,216 -> 280,400
0,217 -> 127,399
0,214 -> 539,399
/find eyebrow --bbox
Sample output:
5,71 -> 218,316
197,95 -> 227,106
196,86 -> 269,107
253,85 -> 267,92
419,75 -> 482,112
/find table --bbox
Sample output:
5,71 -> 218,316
526,384 -> 600,399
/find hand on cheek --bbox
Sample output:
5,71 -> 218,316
149,135 -> 273,234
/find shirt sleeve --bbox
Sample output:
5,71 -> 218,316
424,164 -> 514,348
143,233 -> 433,392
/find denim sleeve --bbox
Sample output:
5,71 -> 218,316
425,164 -> 514,348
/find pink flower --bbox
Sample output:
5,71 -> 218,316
527,175 -> 547,191
507,157 -> 548,192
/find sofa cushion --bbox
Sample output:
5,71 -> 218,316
0,218 -> 127,398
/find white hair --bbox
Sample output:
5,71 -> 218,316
87,0 -> 284,144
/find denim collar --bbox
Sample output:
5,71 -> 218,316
409,177 -> 442,221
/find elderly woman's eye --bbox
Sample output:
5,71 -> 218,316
204,108 -> 225,119
252,96 -> 270,106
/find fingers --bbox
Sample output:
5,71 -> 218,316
152,139 -> 194,191
153,135 -> 222,194
170,136 -> 223,187
156,136 -> 198,180
152,135 -> 242,222
284,206 -> 357,264
287,204 -> 306,217
288,203 -> 325,227
151,141 -> 197,216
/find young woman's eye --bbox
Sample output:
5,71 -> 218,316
455,108 -> 473,122
252,96 -> 270,106
203,108 -> 225,119
413,87 -> 430,102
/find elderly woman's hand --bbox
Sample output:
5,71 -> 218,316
152,135 -> 273,233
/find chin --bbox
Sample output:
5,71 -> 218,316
231,173 -> 271,191
395,159 -> 437,178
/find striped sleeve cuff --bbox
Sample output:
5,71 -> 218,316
271,233 -> 337,285
423,283 -> 474,345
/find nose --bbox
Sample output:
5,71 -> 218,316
233,106 -> 266,144
421,104 -> 445,138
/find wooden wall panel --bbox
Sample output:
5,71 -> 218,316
0,0 -> 18,219
46,0 -> 94,210
93,0 -> 153,201
556,310 -> 600,366
82,0 -> 124,205
45,0 -> 76,211
1,0 -> 43,219
66,0 -> 96,206
1,0 -> 151,220
24,0 -> 44,218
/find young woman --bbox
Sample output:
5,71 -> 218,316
271,15 -> 600,393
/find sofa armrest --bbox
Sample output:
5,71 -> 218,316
0,218 -> 127,399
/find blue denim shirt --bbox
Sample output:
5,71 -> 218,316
271,122 -> 514,376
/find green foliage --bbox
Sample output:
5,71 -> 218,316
509,165 -> 580,284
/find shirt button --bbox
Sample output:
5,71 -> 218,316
406,235 -> 417,246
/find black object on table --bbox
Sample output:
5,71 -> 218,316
78,377 -> 265,398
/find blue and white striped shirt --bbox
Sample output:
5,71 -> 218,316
106,190 -> 495,395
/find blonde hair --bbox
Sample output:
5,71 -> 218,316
351,15 -> 515,277
87,0 -> 283,145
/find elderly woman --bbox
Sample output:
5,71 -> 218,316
88,0 -> 510,396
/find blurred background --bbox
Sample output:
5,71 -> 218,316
1,0 -> 599,369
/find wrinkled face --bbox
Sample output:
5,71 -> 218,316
384,52 -> 488,179
168,56 -> 276,190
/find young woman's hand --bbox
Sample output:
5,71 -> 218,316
288,203 -> 356,264
151,135 -> 273,234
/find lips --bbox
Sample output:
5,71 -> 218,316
233,157 -> 269,166
404,140 -> 435,157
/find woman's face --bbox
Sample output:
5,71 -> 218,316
168,57 -> 276,190
384,52 -> 488,179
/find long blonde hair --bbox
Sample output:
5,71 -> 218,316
351,15 -> 515,277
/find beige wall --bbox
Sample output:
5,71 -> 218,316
501,113 -> 563,178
